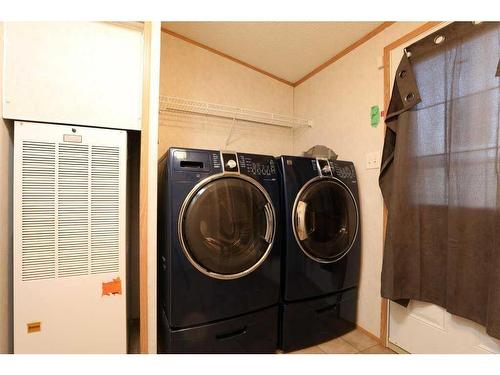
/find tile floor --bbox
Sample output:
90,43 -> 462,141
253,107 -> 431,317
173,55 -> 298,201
290,328 -> 396,354
129,324 -> 395,354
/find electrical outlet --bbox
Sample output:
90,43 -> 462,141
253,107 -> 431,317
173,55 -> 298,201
366,151 -> 380,170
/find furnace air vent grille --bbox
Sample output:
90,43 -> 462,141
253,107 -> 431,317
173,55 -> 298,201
90,146 -> 120,274
57,144 -> 90,277
21,141 -> 56,281
20,140 -> 121,281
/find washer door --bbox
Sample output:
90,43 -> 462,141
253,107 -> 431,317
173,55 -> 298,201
179,175 -> 275,279
293,178 -> 359,263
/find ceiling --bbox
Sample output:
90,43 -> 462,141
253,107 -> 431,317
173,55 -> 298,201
161,22 -> 384,84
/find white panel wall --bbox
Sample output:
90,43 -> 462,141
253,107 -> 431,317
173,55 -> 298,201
2,22 -> 143,131
293,22 -> 426,337
0,22 -> 14,354
159,33 -> 295,158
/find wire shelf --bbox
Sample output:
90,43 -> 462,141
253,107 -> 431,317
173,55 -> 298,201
159,96 -> 312,129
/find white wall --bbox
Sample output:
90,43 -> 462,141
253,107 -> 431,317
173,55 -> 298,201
293,22 -> 426,337
2,22 -> 144,131
159,33 -> 295,158
0,22 -> 14,354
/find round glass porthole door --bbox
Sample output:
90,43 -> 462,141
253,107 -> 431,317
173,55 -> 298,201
179,175 -> 275,279
293,178 -> 358,263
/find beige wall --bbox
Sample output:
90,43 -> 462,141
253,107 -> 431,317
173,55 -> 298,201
0,22 -> 14,354
159,33 -> 295,158
293,22 -> 426,337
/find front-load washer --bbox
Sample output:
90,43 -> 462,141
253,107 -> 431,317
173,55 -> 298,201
278,156 -> 361,352
157,147 -> 281,353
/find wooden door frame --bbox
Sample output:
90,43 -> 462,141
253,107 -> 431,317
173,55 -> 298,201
139,21 -> 161,354
380,22 -> 444,346
139,21 -> 152,355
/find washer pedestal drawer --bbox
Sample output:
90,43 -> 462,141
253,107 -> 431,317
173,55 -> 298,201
280,288 -> 358,352
159,305 -> 278,354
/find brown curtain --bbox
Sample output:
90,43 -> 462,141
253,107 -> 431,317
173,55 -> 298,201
380,22 -> 500,339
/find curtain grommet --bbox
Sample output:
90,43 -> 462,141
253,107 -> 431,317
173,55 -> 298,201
434,35 -> 446,45
405,92 -> 415,102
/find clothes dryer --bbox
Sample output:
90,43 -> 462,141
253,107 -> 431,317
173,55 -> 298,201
278,156 -> 361,352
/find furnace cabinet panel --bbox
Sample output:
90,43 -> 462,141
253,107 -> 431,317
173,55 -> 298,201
13,121 -> 127,353
2,22 -> 143,131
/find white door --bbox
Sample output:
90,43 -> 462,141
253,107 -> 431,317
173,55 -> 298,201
387,23 -> 500,354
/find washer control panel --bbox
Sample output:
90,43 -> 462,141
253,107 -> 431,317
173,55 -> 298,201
222,152 -> 239,173
212,152 -> 222,170
239,153 -> 277,178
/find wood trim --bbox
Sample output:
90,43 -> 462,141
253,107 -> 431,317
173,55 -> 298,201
383,22 -> 442,65
383,22 -> 442,114
387,341 -> 410,354
293,22 -> 395,87
380,21 -> 445,346
161,27 -> 294,87
139,22 -> 152,354
161,23 -> 401,88
357,325 -> 383,345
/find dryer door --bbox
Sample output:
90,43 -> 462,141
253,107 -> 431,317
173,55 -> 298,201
179,175 -> 275,279
293,178 -> 359,263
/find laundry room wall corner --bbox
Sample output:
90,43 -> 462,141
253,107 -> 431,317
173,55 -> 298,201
158,31 -> 295,157
292,21 -> 428,339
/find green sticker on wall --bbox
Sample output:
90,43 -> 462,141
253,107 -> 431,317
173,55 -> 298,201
371,105 -> 380,128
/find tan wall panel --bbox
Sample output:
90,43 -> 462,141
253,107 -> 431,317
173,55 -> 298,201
159,33 -> 295,158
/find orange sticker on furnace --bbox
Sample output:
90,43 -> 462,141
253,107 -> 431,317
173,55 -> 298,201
27,321 -> 41,333
102,277 -> 122,296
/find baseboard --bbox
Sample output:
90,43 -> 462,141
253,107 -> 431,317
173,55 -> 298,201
387,341 -> 409,354
356,324 -> 383,345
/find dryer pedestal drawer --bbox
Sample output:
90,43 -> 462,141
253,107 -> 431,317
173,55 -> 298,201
159,305 -> 278,354
280,288 -> 358,352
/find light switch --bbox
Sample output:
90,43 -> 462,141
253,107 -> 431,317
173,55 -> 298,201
366,151 -> 381,170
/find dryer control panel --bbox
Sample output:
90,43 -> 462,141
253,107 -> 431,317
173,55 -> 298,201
329,161 -> 357,184
331,161 -> 356,180
317,159 -> 333,177
307,157 -> 357,183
